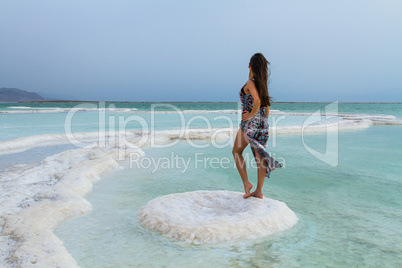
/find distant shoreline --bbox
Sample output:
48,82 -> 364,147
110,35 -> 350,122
13,100 -> 402,104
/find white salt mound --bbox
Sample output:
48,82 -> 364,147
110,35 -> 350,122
138,191 -> 298,244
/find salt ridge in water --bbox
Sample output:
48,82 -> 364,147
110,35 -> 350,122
2,106 -> 402,121
2,111 -> 399,156
0,143 -> 144,267
2,107 -> 138,113
138,191 -> 299,244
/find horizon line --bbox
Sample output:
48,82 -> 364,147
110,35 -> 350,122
8,100 -> 402,104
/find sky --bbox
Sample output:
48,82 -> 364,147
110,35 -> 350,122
0,0 -> 401,102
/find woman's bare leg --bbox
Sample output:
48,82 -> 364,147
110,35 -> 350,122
232,129 -> 252,198
250,150 -> 267,199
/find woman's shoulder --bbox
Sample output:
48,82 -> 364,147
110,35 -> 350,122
245,78 -> 255,85
245,78 -> 256,88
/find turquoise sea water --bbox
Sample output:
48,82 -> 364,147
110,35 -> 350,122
54,125 -> 402,267
1,102 -> 402,118
0,107 -> 323,141
1,102 -> 401,267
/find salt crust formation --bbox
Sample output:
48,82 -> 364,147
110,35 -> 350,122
138,191 -> 299,244
0,143 -> 144,267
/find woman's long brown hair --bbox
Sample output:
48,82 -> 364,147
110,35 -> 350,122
249,53 -> 272,106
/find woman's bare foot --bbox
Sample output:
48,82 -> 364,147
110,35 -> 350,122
250,190 -> 263,199
243,182 -> 253,198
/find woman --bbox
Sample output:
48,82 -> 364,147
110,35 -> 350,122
232,53 -> 283,199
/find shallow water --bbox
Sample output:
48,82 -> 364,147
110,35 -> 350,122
2,102 -> 402,118
55,125 -> 402,267
0,144 -> 77,170
1,103 -> 401,267
0,110 -> 334,142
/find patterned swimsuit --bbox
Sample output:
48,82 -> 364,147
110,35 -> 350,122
239,78 -> 283,178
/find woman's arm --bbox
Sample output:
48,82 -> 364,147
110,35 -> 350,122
242,80 -> 261,121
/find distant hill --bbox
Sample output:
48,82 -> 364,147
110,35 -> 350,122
0,88 -> 45,102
